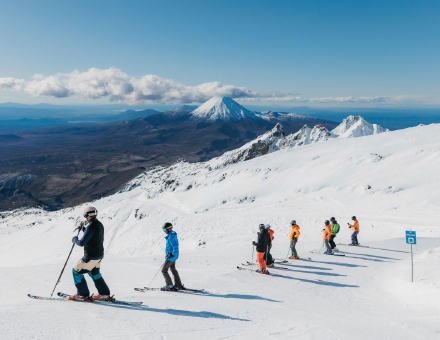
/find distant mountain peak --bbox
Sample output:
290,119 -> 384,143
190,97 -> 258,122
331,115 -> 389,138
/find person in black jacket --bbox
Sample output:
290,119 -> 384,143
71,206 -> 111,300
252,224 -> 271,274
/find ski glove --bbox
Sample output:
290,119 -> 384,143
166,253 -> 174,259
252,241 -> 257,246
72,236 -> 78,244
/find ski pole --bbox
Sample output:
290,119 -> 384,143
147,263 -> 164,289
50,219 -> 82,297
251,244 -> 255,264
286,242 -> 291,259
318,240 -> 324,254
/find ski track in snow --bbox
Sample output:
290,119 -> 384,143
1,124 -> 440,339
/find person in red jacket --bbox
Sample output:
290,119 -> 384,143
265,224 -> 275,267
323,220 -> 333,255
289,220 -> 300,259
348,216 -> 360,245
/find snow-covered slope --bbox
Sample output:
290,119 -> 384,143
190,96 -> 258,122
332,115 -> 389,138
1,124 -> 440,339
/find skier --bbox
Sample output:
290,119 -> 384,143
323,220 -> 333,255
265,224 -> 275,267
71,206 -> 112,301
252,224 -> 271,274
348,216 -> 360,245
161,222 -> 184,291
329,217 -> 340,251
289,220 -> 300,259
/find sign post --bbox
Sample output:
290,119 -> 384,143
405,230 -> 416,282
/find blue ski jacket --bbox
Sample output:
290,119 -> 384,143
165,230 -> 179,262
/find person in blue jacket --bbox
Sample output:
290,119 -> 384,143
161,222 -> 184,291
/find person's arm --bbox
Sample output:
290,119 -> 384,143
72,227 -> 94,247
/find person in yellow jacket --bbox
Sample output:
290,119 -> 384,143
348,216 -> 360,246
289,220 -> 300,259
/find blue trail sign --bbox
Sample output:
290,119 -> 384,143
406,230 -> 416,244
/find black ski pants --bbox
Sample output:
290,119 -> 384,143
329,235 -> 337,249
162,260 -> 183,287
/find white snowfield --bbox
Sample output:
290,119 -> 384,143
1,124 -> 440,339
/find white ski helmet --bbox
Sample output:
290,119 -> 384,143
83,206 -> 98,218
265,224 -> 271,230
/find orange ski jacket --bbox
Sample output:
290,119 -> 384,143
289,225 -> 300,240
349,220 -> 360,232
268,229 -> 274,246
323,225 -> 332,240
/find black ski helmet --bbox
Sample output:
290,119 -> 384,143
162,222 -> 173,230
83,206 -> 98,218
259,223 -> 265,229
291,220 -> 296,225
352,216 -> 356,220
325,220 -> 330,225
330,217 -> 336,223
265,224 -> 271,230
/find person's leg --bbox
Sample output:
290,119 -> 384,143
72,257 -> 94,297
169,261 -> 183,287
88,261 -> 110,296
266,251 -> 273,265
329,235 -> 336,249
354,232 -> 359,244
292,238 -> 298,257
290,240 -> 294,256
161,260 -> 173,286
351,232 -> 356,244
257,252 -> 267,272
325,239 -> 332,253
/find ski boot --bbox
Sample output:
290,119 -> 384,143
161,285 -> 178,291
256,268 -> 269,275
324,251 -> 334,255
69,295 -> 92,301
267,263 -> 274,268
174,285 -> 186,291
93,294 -> 115,302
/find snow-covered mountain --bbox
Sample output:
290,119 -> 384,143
255,111 -> 313,122
190,96 -> 259,122
332,115 -> 389,138
282,124 -> 333,148
208,123 -> 285,169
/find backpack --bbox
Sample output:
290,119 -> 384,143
332,223 -> 340,234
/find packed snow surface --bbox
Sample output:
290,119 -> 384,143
1,124 -> 440,339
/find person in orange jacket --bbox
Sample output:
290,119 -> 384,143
323,220 -> 333,255
348,216 -> 360,245
265,225 -> 275,267
289,220 -> 300,259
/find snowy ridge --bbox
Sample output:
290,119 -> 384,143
282,124 -> 333,148
190,96 -> 258,121
332,115 -> 389,138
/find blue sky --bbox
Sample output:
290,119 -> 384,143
0,0 -> 438,107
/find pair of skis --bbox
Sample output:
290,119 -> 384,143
28,292 -> 143,306
134,287 -> 205,293
338,243 -> 369,248
241,261 -> 290,270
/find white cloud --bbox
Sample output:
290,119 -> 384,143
0,68 -> 431,105
0,68 -> 270,104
